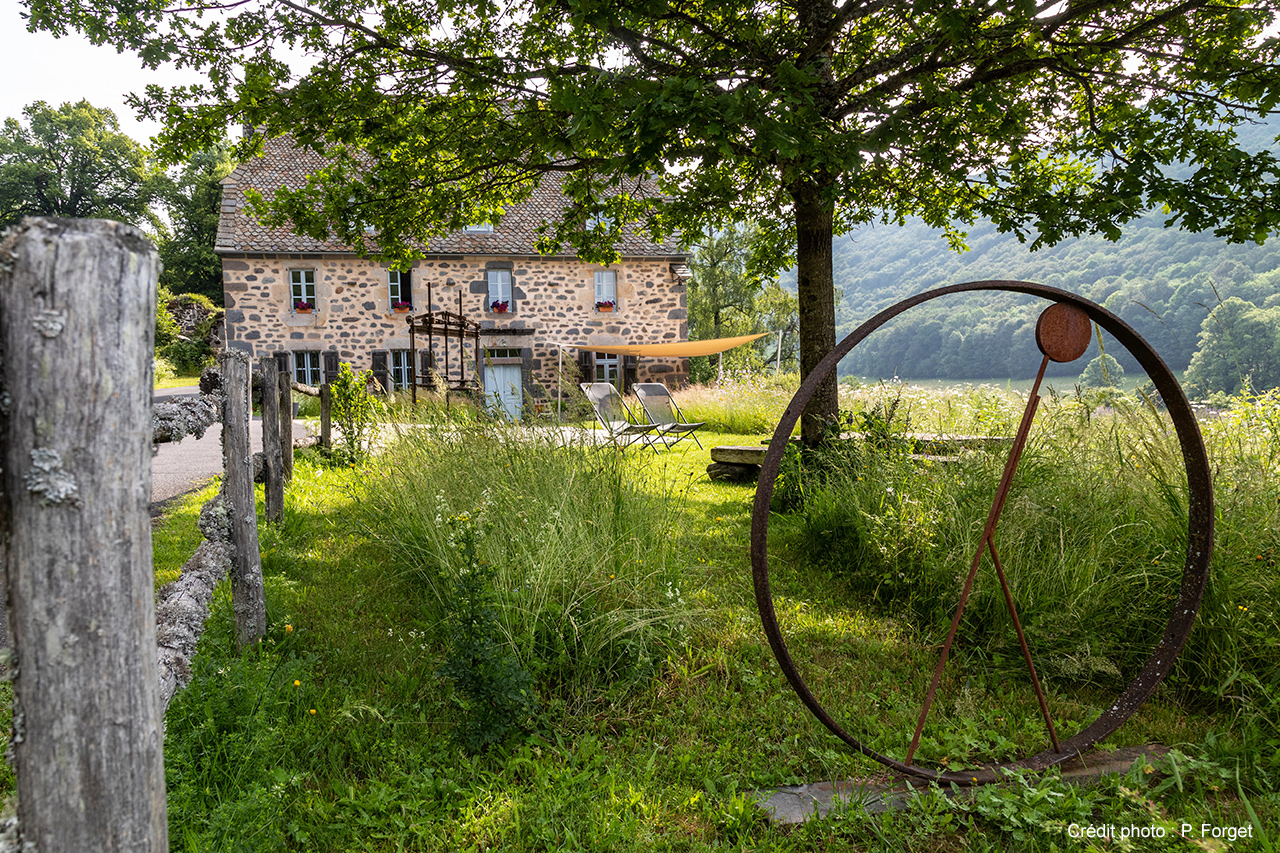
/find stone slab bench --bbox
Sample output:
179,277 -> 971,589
706,434 -> 1006,482
707,445 -> 764,482
712,445 -> 766,465
899,433 -> 1013,454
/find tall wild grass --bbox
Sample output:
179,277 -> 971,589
791,385 -> 1280,737
674,370 -> 800,434
354,419 -> 695,706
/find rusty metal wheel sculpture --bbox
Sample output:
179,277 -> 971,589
750,281 -> 1213,785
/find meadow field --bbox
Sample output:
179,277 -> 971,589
146,376 -> 1280,851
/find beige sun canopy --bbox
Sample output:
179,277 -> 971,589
571,333 -> 768,357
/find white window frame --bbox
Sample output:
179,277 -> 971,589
594,270 -> 617,309
463,222 -> 494,233
289,269 -> 316,311
388,270 -> 410,308
487,269 -> 512,312
293,351 -> 322,386
594,351 -> 620,386
389,349 -> 413,390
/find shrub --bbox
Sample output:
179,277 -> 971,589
160,338 -> 215,374
156,284 -> 181,348
329,362 -> 380,462
154,354 -> 178,383
436,513 -> 534,752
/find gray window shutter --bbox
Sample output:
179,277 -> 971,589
273,351 -> 291,379
577,350 -> 595,384
403,268 -> 413,306
371,350 -> 390,392
323,350 -> 340,383
623,354 -> 638,393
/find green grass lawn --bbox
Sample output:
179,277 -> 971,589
149,395 -> 1280,850
155,372 -> 203,390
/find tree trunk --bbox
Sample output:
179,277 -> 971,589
0,218 -> 167,851
220,350 -> 266,647
791,180 -> 838,446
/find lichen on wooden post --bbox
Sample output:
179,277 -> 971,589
220,349 -> 267,647
0,217 -> 167,851
320,382 -> 333,450
279,370 -> 294,482
156,492 -> 235,708
259,357 -> 285,522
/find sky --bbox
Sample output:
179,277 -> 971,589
0,0 -> 206,143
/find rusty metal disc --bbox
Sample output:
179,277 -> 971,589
1035,302 -> 1093,363
750,282 -> 1213,785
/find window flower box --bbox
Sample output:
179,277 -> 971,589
491,300 -> 510,313
392,301 -> 413,313
596,300 -> 615,312
294,300 -> 314,314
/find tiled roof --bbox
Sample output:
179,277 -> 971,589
216,136 -> 685,258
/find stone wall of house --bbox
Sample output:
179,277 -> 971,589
221,253 -> 689,400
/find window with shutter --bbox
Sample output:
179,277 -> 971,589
293,351 -> 322,385
389,350 -> 413,390
623,354 -> 638,392
289,269 -> 316,311
593,270 -> 617,310
388,270 -> 412,308
595,351 -> 620,386
487,269 -> 512,312
577,350 -> 595,384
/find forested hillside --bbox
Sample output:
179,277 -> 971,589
800,121 -> 1280,382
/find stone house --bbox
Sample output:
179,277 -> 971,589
216,136 -> 690,417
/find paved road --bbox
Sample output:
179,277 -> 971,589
151,384 -> 312,510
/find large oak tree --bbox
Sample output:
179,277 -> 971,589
28,0 -> 1280,440
0,100 -> 162,229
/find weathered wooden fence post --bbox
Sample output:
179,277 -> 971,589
0,218 -> 167,851
221,350 -> 267,646
258,357 -> 285,522
320,382 -> 333,450
279,371 -> 294,482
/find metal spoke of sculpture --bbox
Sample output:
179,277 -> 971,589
749,282 -> 1214,784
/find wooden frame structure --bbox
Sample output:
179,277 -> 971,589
407,281 -> 482,405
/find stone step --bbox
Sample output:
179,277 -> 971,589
706,461 -> 760,482
754,744 -> 1170,824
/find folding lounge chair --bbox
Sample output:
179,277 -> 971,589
633,382 -> 705,449
579,382 -> 658,451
